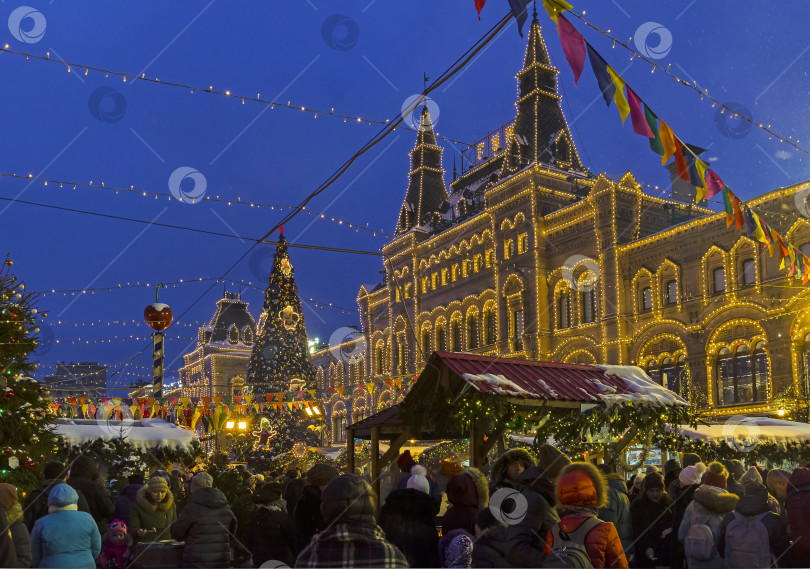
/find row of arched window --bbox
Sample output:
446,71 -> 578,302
557,289 -> 597,329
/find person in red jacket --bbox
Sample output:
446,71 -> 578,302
545,462 -> 629,569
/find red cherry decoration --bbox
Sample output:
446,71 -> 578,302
144,303 -> 173,331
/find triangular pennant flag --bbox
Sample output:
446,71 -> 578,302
743,206 -> 758,237
366,382 -> 375,395
607,67 -> 630,122
213,396 -> 222,404
307,390 -> 316,398
557,15 -> 586,85
644,105 -> 664,155
626,87 -> 654,137
673,139 -> 690,182
542,0 -> 572,22
659,121 -> 676,165
586,43 -> 615,106
507,0 -> 529,37
704,170 -> 725,200
385,380 -> 394,388
722,187 -> 735,227
732,195 -> 745,230
276,393 -> 284,402
337,386 -> 345,397
474,0 -> 486,19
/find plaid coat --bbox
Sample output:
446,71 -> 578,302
295,521 -> 409,568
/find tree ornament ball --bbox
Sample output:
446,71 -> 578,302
4,259 -> 11,266
144,302 -> 173,331
3,391 -> 13,399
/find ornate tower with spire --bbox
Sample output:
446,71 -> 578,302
501,11 -> 585,177
395,105 -> 449,234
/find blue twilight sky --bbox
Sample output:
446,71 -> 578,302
3,1 -> 809,391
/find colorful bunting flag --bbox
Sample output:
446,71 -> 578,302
644,105 -> 664,155
475,0 -> 486,19
557,15 -> 586,85
508,0 -> 529,36
626,87 -> 654,137
705,170 -> 725,200
586,44 -> 615,106
542,0 -> 572,22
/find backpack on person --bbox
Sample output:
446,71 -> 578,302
684,513 -> 715,562
723,511 -> 773,569
543,516 -> 601,568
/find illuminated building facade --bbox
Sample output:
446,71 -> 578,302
179,291 -> 255,400
311,14 -> 810,440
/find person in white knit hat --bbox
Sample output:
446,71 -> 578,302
669,462 -> 707,569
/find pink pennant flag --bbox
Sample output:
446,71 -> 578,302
557,15 -> 586,85
704,169 -> 725,199
626,86 -> 654,137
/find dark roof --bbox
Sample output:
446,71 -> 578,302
430,352 -> 626,403
207,294 -> 256,343
396,106 -> 449,234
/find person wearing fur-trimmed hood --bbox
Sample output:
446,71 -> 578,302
489,449 -> 535,494
543,462 -> 628,568
442,468 -> 489,536
677,462 -> 739,569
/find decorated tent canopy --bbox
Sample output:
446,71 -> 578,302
54,417 -> 198,452
348,352 -> 685,499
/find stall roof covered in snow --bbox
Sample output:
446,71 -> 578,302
53,418 -> 198,451
430,352 -> 686,407
670,417 -> 810,447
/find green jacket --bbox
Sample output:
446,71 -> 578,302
128,486 -> 177,542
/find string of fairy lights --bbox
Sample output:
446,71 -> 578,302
0,172 -> 392,238
0,46 -> 470,149
565,10 -> 809,155
31,277 -> 358,313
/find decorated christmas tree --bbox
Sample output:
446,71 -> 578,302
246,228 -> 316,393
243,229 -> 321,461
0,255 -> 60,491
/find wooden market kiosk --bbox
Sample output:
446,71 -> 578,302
347,351 -> 685,501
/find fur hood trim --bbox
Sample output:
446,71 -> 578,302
491,449 -> 536,484
462,467 -> 489,509
4,502 -> 22,525
693,484 -> 738,514
135,484 -> 174,513
556,462 -> 608,509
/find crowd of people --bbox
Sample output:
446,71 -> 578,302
1,446 -> 809,568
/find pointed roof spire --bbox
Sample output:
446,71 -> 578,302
395,105 -> 449,234
501,15 -> 585,177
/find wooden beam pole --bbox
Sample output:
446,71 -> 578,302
347,428 -> 355,473
371,426 -> 380,507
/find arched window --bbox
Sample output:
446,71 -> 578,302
581,289 -> 596,324
717,343 -> 768,405
802,333 -> 810,385
641,287 -> 652,312
713,267 -> 726,294
557,292 -> 570,329
660,356 -> 688,396
665,280 -> 678,306
437,325 -> 446,352
646,359 -> 661,385
741,258 -> 756,286
452,320 -> 462,351
484,309 -> 497,345
467,314 -> 479,349
228,324 -> 239,344
422,330 -> 431,358
376,345 -> 384,375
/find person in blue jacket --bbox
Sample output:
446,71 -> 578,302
30,483 -> 101,569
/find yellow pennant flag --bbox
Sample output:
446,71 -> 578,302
607,67 -> 630,123
337,386 -> 345,397
366,382 -> 375,395
542,0 -> 573,22
694,160 -> 709,203
659,121 -> 677,165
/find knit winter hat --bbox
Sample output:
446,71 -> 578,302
682,453 -> 702,468
740,466 -> 763,485
397,450 -> 416,471
190,471 -> 213,493
703,461 -> 729,489
645,465 -> 659,475
306,463 -> 340,488
321,475 -> 376,525
643,472 -> 665,491
743,480 -> 768,498
537,444 -> 571,480
439,529 -> 474,568
108,520 -> 128,535
679,462 -> 707,486
0,484 -> 17,510
48,483 -> 79,507
407,474 -> 430,495
253,482 -> 284,504
147,476 -> 169,493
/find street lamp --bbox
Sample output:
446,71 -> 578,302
226,421 -> 235,429
238,421 -> 247,430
